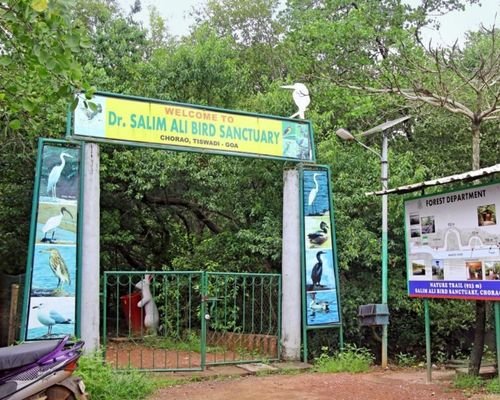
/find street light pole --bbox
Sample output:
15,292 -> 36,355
336,116 -> 410,369
381,131 -> 389,368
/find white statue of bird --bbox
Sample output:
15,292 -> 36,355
281,83 -> 311,119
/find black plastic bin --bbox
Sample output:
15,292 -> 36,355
358,304 -> 389,326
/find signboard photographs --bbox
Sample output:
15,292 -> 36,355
301,167 -> 340,326
24,142 -> 81,340
405,182 -> 500,300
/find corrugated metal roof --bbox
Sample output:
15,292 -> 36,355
366,164 -> 500,196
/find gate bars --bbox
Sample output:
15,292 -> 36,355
102,271 -> 281,371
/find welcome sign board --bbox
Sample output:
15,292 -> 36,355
69,93 -> 315,162
405,182 -> 500,300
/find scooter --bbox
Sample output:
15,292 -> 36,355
0,336 -> 87,400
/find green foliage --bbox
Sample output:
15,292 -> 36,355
451,374 -> 500,397
453,373 -> 483,390
314,344 -> 374,373
486,378 -> 500,394
395,352 -> 418,367
0,0 -> 92,275
76,353 -> 157,400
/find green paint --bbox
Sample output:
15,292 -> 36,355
425,299 -> 432,382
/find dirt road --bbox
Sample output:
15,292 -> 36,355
149,368 -> 496,400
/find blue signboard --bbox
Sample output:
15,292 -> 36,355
22,140 -> 82,340
301,167 -> 341,326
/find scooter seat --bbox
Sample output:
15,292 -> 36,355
0,340 -> 61,371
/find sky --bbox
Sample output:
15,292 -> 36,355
118,0 -> 499,46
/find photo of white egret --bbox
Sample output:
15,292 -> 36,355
303,170 -> 330,217
39,144 -> 80,203
26,296 -> 75,340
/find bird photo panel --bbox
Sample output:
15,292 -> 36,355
40,145 -> 80,202
301,168 -> 341,327
24,141 -> 81,340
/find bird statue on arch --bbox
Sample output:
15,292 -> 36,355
281,83 -> 311,119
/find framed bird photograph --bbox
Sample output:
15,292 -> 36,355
22,139 -> 82,340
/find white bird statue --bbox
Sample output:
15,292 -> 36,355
47,152 -> 73,199
32,303 -> 72,336
281,83 -> 311,119
41,207 -> 73,243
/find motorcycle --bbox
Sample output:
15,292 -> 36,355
0,336 -> 87,400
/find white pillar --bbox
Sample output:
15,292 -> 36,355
281,168 -> 301,360
81,143 -> 100,351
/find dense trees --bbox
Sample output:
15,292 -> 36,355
1,0 -> 498,369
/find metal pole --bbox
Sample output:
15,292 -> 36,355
381,132 -> 389,368
495,302 -> 500,382
425,299 -> 432,383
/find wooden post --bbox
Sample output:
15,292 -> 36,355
8,284 -> 20,345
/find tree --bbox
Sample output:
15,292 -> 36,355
338,25 -> 498,375
358,36 -> 496,381
281,0 -> 497,365
0,0 -> 91,274
192,0 -> 287,90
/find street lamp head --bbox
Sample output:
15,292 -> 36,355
335,128 -> 355,141
359,115 -> 411,137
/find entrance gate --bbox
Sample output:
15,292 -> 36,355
102,271 -> 281,371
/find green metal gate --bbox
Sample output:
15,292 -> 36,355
102,271 -> 281,371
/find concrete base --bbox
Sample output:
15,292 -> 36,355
456,366 -> 497,379
236,363 -> 279,373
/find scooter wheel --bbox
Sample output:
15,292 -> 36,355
44,385 -> 77,400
